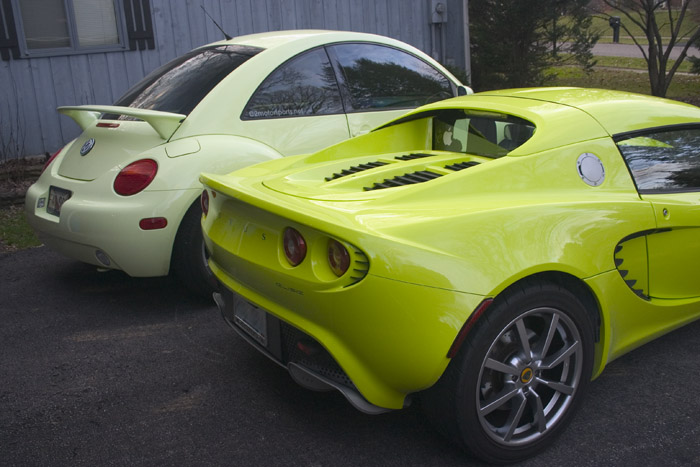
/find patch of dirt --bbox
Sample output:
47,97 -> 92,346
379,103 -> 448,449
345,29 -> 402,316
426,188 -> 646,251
0,156 -> 46,207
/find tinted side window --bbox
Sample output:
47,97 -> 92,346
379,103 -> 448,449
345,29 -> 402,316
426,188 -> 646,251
329,43 -> 454,112
110,45 -> 262,117
243,48 -> 344,119
616,126 -> 700,193
432,109 -> 534,158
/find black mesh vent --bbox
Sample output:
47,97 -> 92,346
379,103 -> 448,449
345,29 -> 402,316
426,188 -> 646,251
325,161 -> 388,181
445,161 -> 479,171
364,170 -> 443,191
280,321 -> 355,388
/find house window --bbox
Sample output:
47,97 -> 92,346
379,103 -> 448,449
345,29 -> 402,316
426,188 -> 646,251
13,0 -> 129,56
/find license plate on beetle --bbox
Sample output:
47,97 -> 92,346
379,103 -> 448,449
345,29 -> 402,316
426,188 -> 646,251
47,186 -> 72,216
233,294 -> 267,346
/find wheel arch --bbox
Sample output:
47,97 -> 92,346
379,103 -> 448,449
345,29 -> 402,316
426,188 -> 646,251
498,271 -> 606,377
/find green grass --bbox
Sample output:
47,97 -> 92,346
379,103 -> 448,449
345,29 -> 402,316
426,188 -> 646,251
593,55 -> 694,73
548,66 -> 700,101
590,9 -> 700,44
0,205 -> 40,251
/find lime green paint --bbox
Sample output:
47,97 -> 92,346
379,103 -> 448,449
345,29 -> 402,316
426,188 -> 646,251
26,30 -> 463,278
202,88 -> 700,409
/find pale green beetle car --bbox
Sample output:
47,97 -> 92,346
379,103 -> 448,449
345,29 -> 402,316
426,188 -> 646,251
201,87 -> 700,463
24,30 -> 467,296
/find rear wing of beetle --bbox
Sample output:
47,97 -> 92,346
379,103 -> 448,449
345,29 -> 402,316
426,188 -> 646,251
58,105 -> 186,140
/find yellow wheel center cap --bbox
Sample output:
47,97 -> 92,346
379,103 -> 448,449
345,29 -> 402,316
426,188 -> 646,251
520,367 -> 534,384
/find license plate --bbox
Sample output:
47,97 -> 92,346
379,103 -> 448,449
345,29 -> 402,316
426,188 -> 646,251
233,294 -> 267,346
47,186 -> 72,216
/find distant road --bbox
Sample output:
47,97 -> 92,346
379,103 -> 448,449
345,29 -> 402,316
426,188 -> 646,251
593,42 -> 699,59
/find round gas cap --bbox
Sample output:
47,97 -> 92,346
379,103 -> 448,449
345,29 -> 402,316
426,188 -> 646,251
577,153 -> 605,186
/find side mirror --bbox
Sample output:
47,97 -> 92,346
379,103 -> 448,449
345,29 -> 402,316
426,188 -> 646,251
457,85 -> 473,96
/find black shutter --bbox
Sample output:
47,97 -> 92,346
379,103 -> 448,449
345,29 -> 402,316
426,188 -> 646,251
123,0 -> 155,51
0,0 -> 20,61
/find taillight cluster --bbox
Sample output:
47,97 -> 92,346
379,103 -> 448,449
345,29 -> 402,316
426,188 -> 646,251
283,227 -> 351,278
114,159 -> 158,196
327,239 -> 350,277
283,227 -> 307,267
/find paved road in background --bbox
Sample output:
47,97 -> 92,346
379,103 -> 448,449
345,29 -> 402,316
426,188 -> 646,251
593,42 -> 700,59
3,247 -> 700,466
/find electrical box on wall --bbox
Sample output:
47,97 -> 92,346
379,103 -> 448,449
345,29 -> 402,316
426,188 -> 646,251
430,0 -> 447,23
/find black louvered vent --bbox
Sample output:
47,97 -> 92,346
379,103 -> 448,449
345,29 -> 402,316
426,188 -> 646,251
124,0 -> 155,50
395,153 -> 435,161
365,170 -> 443,191
325,161 -> 388,181
445,161 -> 479,171
325,153 -> 438,181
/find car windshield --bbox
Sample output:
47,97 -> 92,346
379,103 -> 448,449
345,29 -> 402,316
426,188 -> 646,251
432,109 -> 535,158
106,44 -> 263,118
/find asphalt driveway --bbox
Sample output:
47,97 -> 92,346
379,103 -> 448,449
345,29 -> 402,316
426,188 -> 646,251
2,247 -> 700,466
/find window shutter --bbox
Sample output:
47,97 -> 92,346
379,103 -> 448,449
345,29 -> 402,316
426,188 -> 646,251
123,0 -> 155,51
0,0 -> 20,60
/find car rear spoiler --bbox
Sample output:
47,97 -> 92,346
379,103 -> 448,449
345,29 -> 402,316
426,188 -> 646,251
58,105 -> 186,140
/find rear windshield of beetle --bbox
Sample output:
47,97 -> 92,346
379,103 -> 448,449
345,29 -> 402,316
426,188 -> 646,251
106,44 -> 263,118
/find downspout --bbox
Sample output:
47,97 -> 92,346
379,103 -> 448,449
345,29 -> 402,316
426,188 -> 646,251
463,0 -> 472,85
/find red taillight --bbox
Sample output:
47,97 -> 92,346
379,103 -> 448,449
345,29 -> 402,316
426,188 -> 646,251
139,217 -> 168,230
201,190 -> 209,215
283,227 -> 306,266
328,239 -> 350,277
42,147 -> 63,174
114,159 -> 158,196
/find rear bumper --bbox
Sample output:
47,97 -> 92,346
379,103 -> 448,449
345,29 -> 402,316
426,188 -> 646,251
24,177 -> 199,277
214,289 -> 391,414
210,259 -> 484,410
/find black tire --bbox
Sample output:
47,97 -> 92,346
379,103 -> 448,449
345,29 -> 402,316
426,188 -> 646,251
171,201 -> 219,298
422,279 -> 595,464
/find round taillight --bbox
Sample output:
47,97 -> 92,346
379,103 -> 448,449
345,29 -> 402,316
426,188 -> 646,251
42,147 -> 63,174
201,190 -> 209,216
328,239 -> 350,277
283,227 -> 306,266
114,159 -> 158,196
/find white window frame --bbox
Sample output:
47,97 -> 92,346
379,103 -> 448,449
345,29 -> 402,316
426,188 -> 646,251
12,0 -> 129,58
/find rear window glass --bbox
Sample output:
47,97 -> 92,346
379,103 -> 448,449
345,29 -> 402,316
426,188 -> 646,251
329,43 -> 454,111
616,125 -> 700,193
243,47 -> 343,119
431,109 -> 535,158
107,44 -> 263,118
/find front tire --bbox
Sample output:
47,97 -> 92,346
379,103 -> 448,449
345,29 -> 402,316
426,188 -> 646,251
171,201 -> 218,298
422,280 -> 595,464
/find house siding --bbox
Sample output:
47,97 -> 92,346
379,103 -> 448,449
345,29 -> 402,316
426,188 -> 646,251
0,0 -> 469,157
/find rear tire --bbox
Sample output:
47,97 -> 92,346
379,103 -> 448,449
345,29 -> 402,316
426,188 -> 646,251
171,201 -> 218,298
422,279 -> 595,464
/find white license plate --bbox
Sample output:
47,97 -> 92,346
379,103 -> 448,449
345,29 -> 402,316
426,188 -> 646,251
233,294 -> 267,346
47,186 -> 72,217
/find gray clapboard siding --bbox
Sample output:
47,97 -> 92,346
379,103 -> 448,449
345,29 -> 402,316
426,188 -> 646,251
0,0 -> 469,158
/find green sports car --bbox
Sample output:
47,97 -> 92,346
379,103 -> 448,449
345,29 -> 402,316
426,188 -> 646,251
200,88 -> 700,463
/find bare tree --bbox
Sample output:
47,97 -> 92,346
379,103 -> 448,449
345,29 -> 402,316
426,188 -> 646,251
0,73 -> 26,164
595,0 -> 700,97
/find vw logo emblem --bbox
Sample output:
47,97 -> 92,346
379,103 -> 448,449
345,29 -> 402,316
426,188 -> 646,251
80,138 -> 95,156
